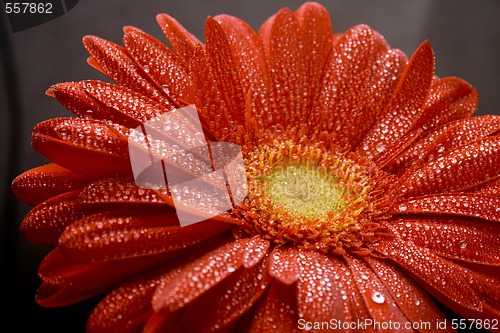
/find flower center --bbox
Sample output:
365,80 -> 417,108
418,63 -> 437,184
237,141 -> 379,254
262,164 -> 347,220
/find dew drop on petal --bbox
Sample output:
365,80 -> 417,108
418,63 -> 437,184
161,84 -> 170,94
459,241 -> 467,249
375,142 -> 386,153
371,291 -> 385,304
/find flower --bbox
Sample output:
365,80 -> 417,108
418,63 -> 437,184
12,2 -> 500,332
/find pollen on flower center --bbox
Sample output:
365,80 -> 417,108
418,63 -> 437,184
262,164 -> 347,220
237,141 -> 378,254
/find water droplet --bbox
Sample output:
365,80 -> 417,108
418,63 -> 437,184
371,291 -> 385,304
161,84 -> 170,94
375,142 -> 386,153
143,65 -> 150,73
459,241 -> 467,249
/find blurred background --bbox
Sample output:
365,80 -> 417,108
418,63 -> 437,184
1,0 -> 499,331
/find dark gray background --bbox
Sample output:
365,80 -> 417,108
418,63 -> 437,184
1,0 -> 499,331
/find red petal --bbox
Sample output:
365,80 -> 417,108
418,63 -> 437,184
312,25 -> 389,135
213,14 -> 274,131
50,81 -> 111,120
205,17 -> 246,128
345,255 -> 414,331
179,254 -> 271,332
390,217 -> 500,265
268,246 -> 302,285
259,8 -> 307,127
143,311 -> 182,333
37,248 -> 180,307
359,40 -> 434,159
327,69 -> 373,152
416,76 -> 478,131
394,194 -> 500,222
330,48 -> 408,152
32,118 -> 132,177
242,237 -> 270,268
397,136 -> 500,197
87,56 -> 106,74
77,177 -> 174,208
296,251 -> 348,323
87,273 -> 161,333
188,46 -> 231,141
339,261 -> 372,330
11,163 -> 90,206
473,176 -> 500,195
365,257 -> 454,333
373,128 -> 423,169
242,281 -> 299,333
21,178 -> 177,247
152,236 -> 262,312
295,2 -> 333,110
388,115 -> 500,175
58,213 -> 232,261
123,26 -> 196,105
76,176 -> 243,229
81,80 -> 174,127
355,48 -> 408,140
82,36 -> 170,105
427,261 -> 500,325
373,234 -> 483,311
462,265 -> 500,311
156,13 -> 201,65
21,191 -> 85,246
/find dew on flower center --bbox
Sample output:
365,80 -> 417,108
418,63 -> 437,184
262,164 -> 347,219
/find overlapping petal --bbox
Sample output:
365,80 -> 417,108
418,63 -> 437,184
32,117 -> 132,177
12,163 -> 89,206
397,136 -> 500,197
359,40 -> 434,159
389,217 -> 500,264
152,236 -> 268,312
373,233 -> 483,311
83,36 -> 171,105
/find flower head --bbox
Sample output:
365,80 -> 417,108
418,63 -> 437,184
13,2 -> 500,332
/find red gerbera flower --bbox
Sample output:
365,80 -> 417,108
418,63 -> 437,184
12,2 -> 500,332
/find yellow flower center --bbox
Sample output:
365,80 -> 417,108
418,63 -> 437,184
262,164 -> 347,220
236,141 -> 379,254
